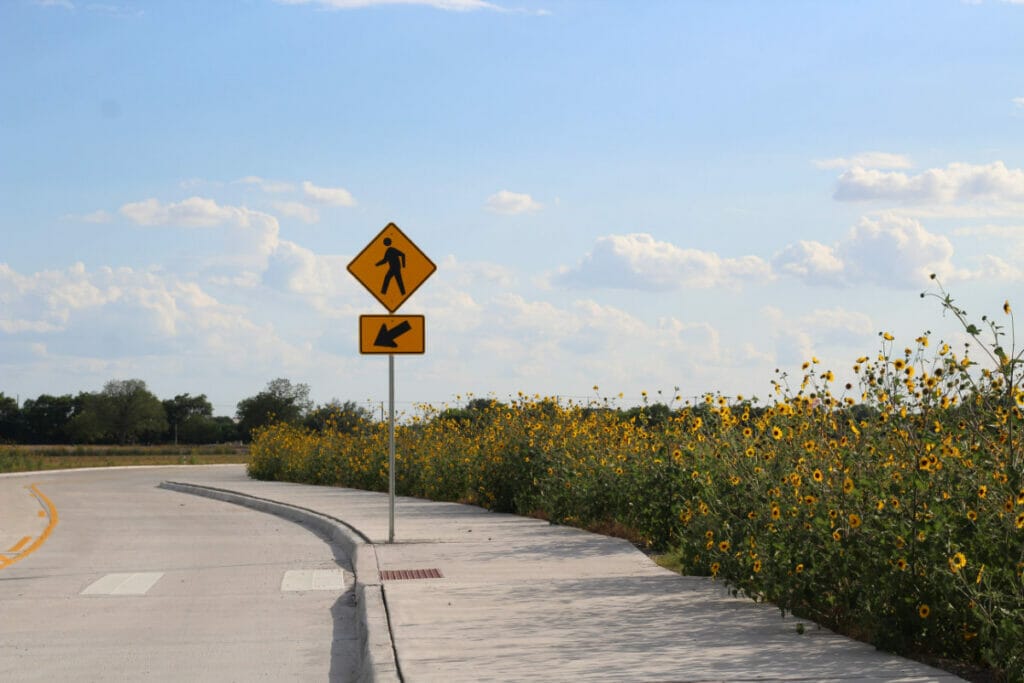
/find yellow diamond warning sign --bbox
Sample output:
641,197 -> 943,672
348,223 -> 436,313
359,315 -> 425,354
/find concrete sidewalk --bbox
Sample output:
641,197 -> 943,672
166,466 -> 963,682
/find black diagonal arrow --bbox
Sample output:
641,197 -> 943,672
374,320 -> 413,348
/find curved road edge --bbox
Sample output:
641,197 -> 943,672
159,481 -> 401,683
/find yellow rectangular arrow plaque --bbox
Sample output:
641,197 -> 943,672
359,315 -> 425,354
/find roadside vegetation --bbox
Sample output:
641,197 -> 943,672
0,444 -> 248,473
249,281 -> 1024,681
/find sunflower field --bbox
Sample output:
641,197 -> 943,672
249,284 -> 1023,679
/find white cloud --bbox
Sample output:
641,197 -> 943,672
813,152 -> 912,170
275,0 -> 503,10
761,305 -> 875,369
262,240 -> 352,303
773,214 -> 966,288
119,196 -> 282,271
0,261 -> 312,380
236,176 -> 295,194
437,254 -> 516,289
951,223 -> 1024,238
272,201 -> 320,224
772,240 -> 844,285
302,180 -> 356,207
33,0 -> 74,8
834,161 -> 1024,203
969,254 -> 1024,280
485,190 -> 542,215
555,233 -> 772,291
121,196 -> 238,227
466,294 -> 723,386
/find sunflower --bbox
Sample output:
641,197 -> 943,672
848,513 -> 862,529
949,552 -> 967,573
919,604 -> 930,619
771,426 -> 783,440
896,558 -> 908,571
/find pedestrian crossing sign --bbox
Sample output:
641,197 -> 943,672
347,222 -> 436,313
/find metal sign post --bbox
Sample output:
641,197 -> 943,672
388,353 -> 396,543
348,222 -> 434,544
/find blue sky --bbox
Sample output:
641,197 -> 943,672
3,0 -> 1024,416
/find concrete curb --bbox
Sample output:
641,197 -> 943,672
159,481 -> 401,683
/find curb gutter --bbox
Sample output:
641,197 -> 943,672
159,481 -> 401,683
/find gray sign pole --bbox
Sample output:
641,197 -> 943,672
388,353 -> 396,543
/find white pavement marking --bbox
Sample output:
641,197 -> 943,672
280,569 -> 346,592
82,572 -> 164,596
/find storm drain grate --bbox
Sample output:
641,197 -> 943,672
380,568 -> 443,581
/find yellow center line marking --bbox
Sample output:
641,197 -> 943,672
0,484 -> 59,571
7,536 -> 33,553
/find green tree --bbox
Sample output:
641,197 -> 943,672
304,400 -> 372,434
236,378 -> 312,440
178,415 -> 239,444
70,380 -> 167,444
0,393 -> 20,443
162,393 -> 214,444
19,394 -> 76,444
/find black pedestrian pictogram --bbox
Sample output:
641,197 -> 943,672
376,238 -> 406,296
348,222 -> 435,313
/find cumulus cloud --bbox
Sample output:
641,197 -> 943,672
762,305 -> 875,368
119,196 -> 282,272
437,255 -> 516,289
475,294 -> 722,385
834,161 -> 1024,203
773,214 -> 965,288
772,240 -> 844,285
262,240 -> 353,304
485,190 -> 542,214
970,255 -> 1024,280
1013,97 -> 1024,110
236,176 -> 295,193
302,180 -> 356,207
0,261 -> 310,376
272,201 -> 320,224
813,152 -> 912,170
555,233 -> 772,291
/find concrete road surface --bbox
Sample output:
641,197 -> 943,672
0,465 -> 358,682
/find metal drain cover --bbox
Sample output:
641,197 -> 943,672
380,568 -> 443,581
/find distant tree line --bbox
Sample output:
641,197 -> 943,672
0,378 -> 371,446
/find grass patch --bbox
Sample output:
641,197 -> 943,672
0,444 -> 248,473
